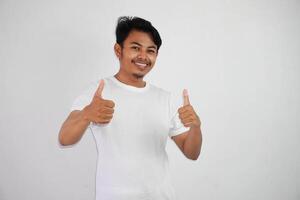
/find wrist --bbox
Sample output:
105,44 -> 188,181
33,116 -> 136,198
190,124 -> 201,132
81,106 -> 91,123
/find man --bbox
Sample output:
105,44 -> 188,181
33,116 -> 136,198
59,16 -> 202,200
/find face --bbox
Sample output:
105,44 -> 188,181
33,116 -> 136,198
114,30 -> 158,80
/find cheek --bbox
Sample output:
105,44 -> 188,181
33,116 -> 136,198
120,54 -> 131,63
124,52 -> 137,62
149,56 -> 157,65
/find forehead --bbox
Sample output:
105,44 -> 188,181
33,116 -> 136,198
124,30 -> 156,48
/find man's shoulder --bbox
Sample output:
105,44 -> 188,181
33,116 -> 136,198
85,76 -> 111,89
75,77 -> 105,97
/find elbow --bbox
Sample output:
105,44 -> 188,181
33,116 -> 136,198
58,131 -> 80,146
186,151 -> 201,161
59,138 -> 68,146
59,137 -> 75,146
58,131 -> 72,146
188,155 -> 199,161
59,136 -> 75,146
58,134 -> 68,146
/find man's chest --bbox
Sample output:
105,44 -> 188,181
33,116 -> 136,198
94,90 -> 169,134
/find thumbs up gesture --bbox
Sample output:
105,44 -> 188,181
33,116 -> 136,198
83,79 -> 115,124
178,89 -> 201,128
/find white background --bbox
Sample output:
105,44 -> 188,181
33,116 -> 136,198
0,0 -> 299,199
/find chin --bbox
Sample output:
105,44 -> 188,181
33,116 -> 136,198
132,73 -> 145,79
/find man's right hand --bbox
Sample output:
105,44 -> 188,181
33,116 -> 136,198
82,79 -> 115,124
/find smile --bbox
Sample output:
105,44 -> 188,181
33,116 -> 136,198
134,62 -> 148,69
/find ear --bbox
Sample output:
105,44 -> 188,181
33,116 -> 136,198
114,43 -> 122,59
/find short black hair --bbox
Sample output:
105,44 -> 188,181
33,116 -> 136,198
115,16 -> 162,51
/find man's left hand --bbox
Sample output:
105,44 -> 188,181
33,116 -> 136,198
178,89 -> 201,128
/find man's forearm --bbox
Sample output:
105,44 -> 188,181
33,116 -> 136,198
59,110 -> 90,146
183,125 -> 202,160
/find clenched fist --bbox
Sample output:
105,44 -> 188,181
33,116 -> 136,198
178,89 -> 201,128
83,79 -> 115,124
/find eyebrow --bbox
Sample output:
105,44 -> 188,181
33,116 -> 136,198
130,42 -> 157,50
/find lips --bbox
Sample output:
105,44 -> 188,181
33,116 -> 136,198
133,61 -> 149,70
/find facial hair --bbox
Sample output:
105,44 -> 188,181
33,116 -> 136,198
131,58 -> 149,80
119,50 -> 149,80
132,73 -> 144,79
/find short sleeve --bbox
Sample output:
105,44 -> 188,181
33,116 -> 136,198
70,81 -> 99,112
168,92 -> 190,138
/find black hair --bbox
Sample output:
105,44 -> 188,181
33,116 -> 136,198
115,16 -> 162,51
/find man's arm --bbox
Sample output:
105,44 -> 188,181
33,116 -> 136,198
171,89 -> 202,160
171,125 -> 202,160
58,110 -> 90,146
58,80 -> 115,146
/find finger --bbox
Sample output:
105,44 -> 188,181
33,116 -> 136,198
182,117 -> 193,124
95,118 -> 110,124
99,107 -> 114,114
184,122 -> 193,127
94,79 -> 105,98
180,112 -> 193,119
102,114 -> 113,120
183,89 -> 190,106
103,100 -> 115,108
178,105 -> 193,114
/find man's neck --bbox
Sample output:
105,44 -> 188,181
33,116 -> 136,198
114,73 -> 146,88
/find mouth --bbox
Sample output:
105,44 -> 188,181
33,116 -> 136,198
133,61 -> 149,70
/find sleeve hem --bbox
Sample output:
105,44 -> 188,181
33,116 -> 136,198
169,126 -> 189,138
70,106 -> 84,112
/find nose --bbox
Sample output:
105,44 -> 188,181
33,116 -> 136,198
137,49 -> 147,60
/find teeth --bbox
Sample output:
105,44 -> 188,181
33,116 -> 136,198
135,63 -> 147,69
135,62 -> 147,68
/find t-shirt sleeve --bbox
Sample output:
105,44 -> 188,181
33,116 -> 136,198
70,81 -> 99,112
168,92 -> 190,138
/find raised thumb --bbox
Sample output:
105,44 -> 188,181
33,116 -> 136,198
94,79 -> 105,98
183,89 -> 190,106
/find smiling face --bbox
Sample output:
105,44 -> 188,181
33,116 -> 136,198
114,30 -> 158,83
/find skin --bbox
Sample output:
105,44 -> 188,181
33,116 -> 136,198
113,30 -> 158,87
58,30 -> 202,160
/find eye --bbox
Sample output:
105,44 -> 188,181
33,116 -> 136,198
148,49 -> 156,54
131,46 -> 139,50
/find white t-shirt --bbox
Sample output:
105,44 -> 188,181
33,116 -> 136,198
71,75 -> 189,200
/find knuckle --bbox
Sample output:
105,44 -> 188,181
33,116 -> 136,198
111,101 -> 115,107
